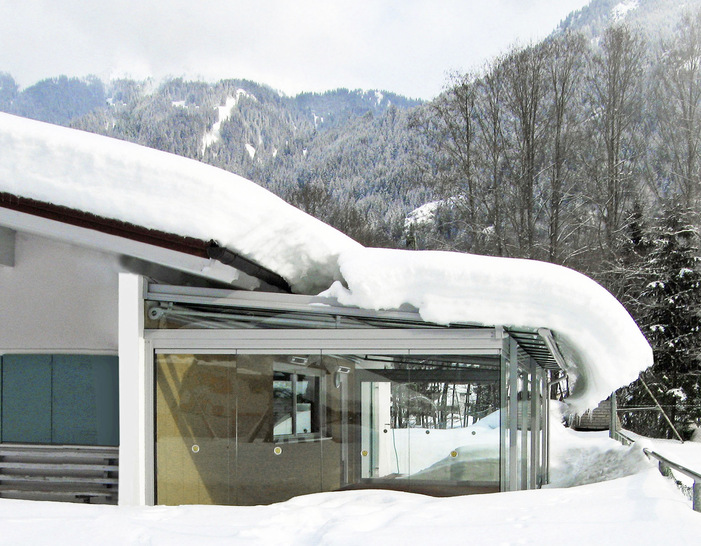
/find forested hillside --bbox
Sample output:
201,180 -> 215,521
558,0 -> 701,40
0,74 -> 426,245
1,0 -> 700,439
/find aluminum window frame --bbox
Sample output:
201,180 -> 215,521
143,283 -> 556,500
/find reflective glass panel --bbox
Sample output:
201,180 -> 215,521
156,353 -> 329,506
155,354 -> 235,505
327,354 -> 501,496
155,352 -> 504,505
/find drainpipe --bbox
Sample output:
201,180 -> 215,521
537,328 -> 572,376
206,240 -> 292,293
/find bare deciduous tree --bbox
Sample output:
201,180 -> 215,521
502,43 -> 549,258
545,32 -> 588,263
588,25 -> 645,255
653,11 -> 701,207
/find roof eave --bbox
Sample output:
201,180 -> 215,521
0,193 -> 289,292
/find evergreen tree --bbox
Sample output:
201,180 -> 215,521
621,205 -> 701,438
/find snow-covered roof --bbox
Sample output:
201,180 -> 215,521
0,112 -> 360,294
323,249 -> 652,411
0,113 -> 653,410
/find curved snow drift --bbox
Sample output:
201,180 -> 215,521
0,113 -> 652,410
323,248 -> 653,412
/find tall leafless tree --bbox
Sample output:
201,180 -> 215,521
475,59 -> 509,256
545,32 -> 588,263
588,25 -> 645,255
654,11 -> 701,208
502,44 -> 549,258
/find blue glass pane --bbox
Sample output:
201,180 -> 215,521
1,355 -> 52,443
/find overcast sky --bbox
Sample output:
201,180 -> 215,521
0,0 -> 591,100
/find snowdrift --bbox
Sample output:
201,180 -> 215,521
323,248 -> 653,411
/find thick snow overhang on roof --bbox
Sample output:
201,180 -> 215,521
0,192 -> 291,291
0,112 -> 361,294
0,113 -> 653,411
322,248 -> 654,412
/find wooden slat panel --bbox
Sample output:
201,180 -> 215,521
0,448 -> 118,460
0,444 -> 119,504
0,488 -> 117,499
0,475 -> 119,484
0,462 -> 118,472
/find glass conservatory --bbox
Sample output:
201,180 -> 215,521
143,284 -> 558,506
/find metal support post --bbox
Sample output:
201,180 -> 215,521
609,391 -> 618,439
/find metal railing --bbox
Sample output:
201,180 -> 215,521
614,430 -> 700,512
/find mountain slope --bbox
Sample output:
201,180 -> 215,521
557,0 -> 701,41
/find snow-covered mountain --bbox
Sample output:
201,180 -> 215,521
557,0 -> 701,41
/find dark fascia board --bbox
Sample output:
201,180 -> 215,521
0,192 -> 291,292
0,191 -> 209,257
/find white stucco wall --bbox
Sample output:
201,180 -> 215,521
0,231 -> 121,353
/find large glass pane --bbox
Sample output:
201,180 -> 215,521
402,357 -> 500,493
339,354 -> 500,496
235,354 -> 324,505
320,355 -> 349,493
410,389 -> 501,490
155,354 -> 235,505
155,351 -> 506,504
361,375 -> 400,480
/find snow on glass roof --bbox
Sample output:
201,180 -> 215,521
0,112 -> 652,410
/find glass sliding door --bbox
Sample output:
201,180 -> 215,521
155,354 -> 235,505
154,349 -> 508,504
155,352 -> 332,506
235,354 -> 325,506
320,355 -> 351,494
332,354 -> 501,496
403,357 -> 500,493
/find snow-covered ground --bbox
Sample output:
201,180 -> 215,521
0,419 -> 699,545
0,469 -> 697,546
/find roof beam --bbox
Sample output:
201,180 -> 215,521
538,328 -> 571,374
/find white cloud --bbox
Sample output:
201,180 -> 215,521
0,0 -> 591,99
